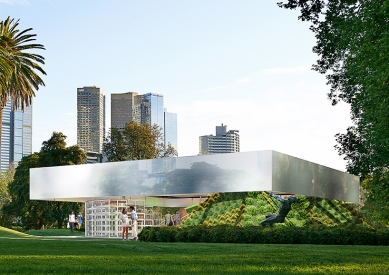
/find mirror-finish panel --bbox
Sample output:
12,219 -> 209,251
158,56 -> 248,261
30,150 -> 359,203
30,151 -> 273,201
272,151 -> 360,203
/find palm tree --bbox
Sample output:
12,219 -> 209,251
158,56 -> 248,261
0,16 -> 46,142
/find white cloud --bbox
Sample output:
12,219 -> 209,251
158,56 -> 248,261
262,65 -> 312,75
236,77 -> 250,84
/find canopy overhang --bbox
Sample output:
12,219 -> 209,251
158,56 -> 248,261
30,150 -> 360,206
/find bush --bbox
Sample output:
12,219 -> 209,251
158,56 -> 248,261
139,225 -> 389,245
246,205 -> 259,216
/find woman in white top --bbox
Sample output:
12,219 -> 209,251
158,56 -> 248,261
68,211 -> 75,232
119,208 -> 129,240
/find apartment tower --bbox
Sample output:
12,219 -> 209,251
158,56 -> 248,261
199,123 -> 240,155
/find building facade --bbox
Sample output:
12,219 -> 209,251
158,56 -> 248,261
111,92 -> 139,129
164,109 -> 177,150
132,93 -> 164,132
111,92 -> 177,152
0,100 -> 32,171
199,123 -> 240,155
77,86 -> 105,153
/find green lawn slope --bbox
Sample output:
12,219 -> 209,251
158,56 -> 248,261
0,226 -> 31,238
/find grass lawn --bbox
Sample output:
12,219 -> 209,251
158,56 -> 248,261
1,227 -> 389,274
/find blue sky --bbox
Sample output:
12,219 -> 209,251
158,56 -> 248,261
1,0 -> 352,171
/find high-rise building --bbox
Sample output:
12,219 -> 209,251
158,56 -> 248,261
111,92 -> 178,152
164,109 -> 177,150
199,123 -> 240,155
111,92 -> 139,129
133,93 -> 164,132
77,86 -> 105,153
0,100 -> 32,171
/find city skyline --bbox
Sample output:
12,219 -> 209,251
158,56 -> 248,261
2,1 -> 352,171
0,100 -> 32,171
111,91 -> 177,151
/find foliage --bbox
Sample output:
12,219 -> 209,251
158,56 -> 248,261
103,120 -> 177,162
180,192 -> 362,229
2,132 -> 86,230
139,224 -> 389,245
0,17 -> 46,141
361,173 -> 389,227
0,166 -> 14,223
278,0 -> 389,225
1,231 -> 389,274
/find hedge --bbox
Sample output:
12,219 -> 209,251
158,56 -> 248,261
138,225 -> 389,245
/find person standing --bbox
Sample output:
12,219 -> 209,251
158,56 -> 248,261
77,211 -> 83,231
69,211 -> 75,232
129,206 -> 138,240
165,210 -> 173,226
119,208 -> 129,241
173,211 -> 181,226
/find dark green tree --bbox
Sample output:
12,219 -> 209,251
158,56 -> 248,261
0,166 -> 14,226
103,120 -> 178,162
3,132 -> 86,230
278,0 -> 389,176
278,0 -> 389,224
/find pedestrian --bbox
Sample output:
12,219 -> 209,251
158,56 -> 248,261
77,211 -> 83,231
173,211 -> 181,226
119,208 -> 129,241
69,211 -> 75,232
165,210 -> 173,226
129,206 -> 138,240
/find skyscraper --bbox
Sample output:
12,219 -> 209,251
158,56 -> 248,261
77,86 -> 105,153
0,100 -> 32,171
110,92 -> 178,152
133,93 -> 164,132
111,92 -> 139,129
164,109 -> 177,150
199,124 -> 240,155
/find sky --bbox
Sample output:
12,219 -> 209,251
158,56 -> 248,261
1,0 -> 352,171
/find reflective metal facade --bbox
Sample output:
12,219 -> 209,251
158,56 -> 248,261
30,150 -> 360,204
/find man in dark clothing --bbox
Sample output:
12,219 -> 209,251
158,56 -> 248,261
261,192 -> 297,227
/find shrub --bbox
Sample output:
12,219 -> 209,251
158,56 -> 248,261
245,197 -> 255,205
139,225 -> 389,245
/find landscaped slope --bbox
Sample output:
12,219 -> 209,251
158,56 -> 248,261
181,192 -> 362,228
0,226 -> 30,238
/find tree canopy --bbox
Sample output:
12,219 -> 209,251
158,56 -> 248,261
0,16 -> 46,141
1,132 -> 86,229
278,0 -> 389,224
103,120 -> 178,162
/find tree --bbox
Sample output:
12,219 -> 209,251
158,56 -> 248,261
103,120 -> 178,162
278,0 -> 389,176
278,0 -> 389,225
0,166 -> 14,225
3,132 -> 87,230
0,17 -> 46,142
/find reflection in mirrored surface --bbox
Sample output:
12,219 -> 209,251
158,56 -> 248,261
30,150 -> 359,204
